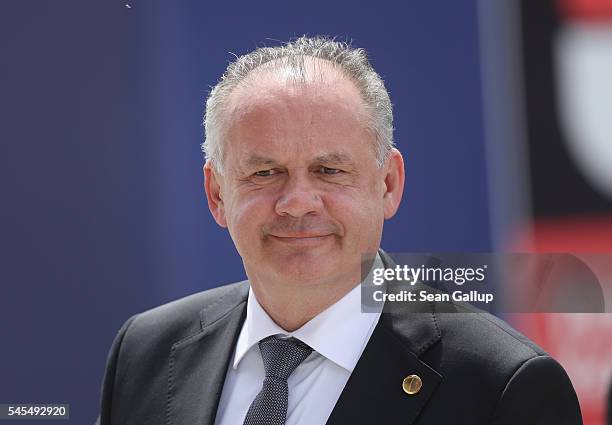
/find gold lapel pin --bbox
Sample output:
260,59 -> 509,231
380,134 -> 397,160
402,374 -> 422,395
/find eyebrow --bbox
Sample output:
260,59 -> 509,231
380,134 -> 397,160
242,152 -> 355,168
314,152 -> 354,165
244,155 -> 279,168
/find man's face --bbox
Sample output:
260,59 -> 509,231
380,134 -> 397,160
205,69 -> 403,290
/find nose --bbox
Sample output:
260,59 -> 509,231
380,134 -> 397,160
275,173 -> 324,218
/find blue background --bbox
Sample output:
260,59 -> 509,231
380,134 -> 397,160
0,1 -> 489,423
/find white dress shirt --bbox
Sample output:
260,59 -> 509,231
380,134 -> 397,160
214,273 -> 382,425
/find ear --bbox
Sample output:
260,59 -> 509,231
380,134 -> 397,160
382,148 -> 405,219
203,161 -> 228,227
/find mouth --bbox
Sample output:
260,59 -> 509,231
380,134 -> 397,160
267,234 -> 334,246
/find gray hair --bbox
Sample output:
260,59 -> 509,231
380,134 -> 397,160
202,36 -> 394,173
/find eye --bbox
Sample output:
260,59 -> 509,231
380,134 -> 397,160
254,169 -> 278,177
320,166 -> 341,175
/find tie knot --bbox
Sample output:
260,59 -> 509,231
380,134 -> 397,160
258,336 -> 312,380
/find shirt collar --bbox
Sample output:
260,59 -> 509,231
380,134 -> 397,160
233,254 -> 383,372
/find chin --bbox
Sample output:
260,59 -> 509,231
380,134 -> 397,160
272,254 -> 338,285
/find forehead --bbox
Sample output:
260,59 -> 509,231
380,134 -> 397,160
224,64 -> 375,162
227,61 -> 369,119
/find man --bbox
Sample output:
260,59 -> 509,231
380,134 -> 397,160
96,36 -> 582,424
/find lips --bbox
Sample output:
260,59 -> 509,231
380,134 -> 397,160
267,233 -> 334,246
263,221 -> 341,243
269,233 -> 332,238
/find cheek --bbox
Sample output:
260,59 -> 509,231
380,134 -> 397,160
325,187 -> 385,228
225,191 -> 276,236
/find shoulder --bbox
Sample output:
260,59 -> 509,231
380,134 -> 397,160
456,312 -> 581,422
97,282 -> 249,424
443,310 -> 545,356
118,281 -> 249,354
432,310 -> 547,376
402,310 -> 582,422
425,311 -> 580,422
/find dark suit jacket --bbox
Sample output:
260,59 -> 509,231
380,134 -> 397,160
96,251 -> 582,424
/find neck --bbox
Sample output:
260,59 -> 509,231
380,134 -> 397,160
249,274 -> 360,332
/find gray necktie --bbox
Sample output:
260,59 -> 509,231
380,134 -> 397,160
243,335 -> 313,425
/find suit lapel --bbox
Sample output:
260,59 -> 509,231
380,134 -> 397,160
326,321 -> 442,425
166,282 -> 249,425
326,250 -> 443,425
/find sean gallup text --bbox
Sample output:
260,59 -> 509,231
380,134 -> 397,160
373,290 -> 494,304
